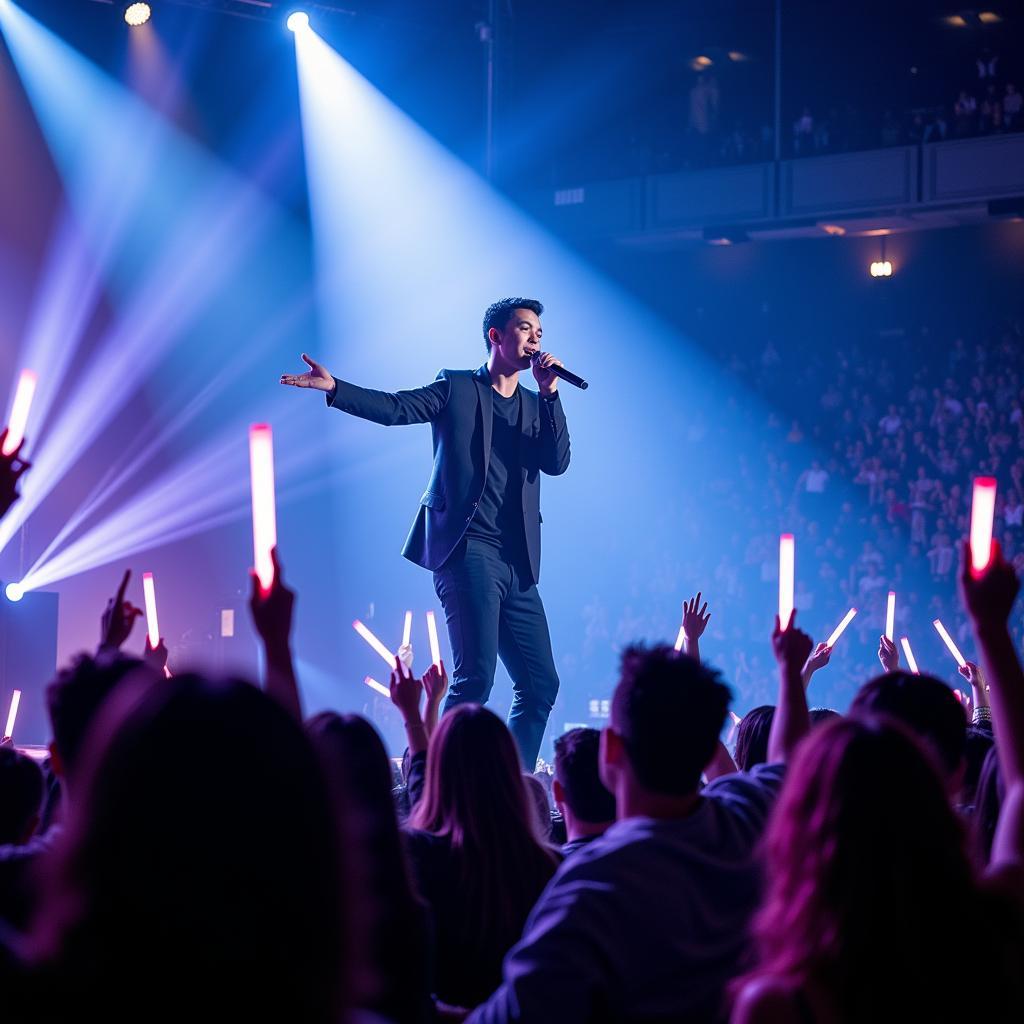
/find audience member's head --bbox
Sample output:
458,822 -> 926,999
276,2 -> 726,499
739,715 -> 1008,1021
29,672 -> 348,1022
602,646 -> 731,802
0,746 -> 44,845
809,707 -> 841,728
44,653 -> 153,786
553,727 -> 615,833
850,672 -> 966,790
734,705 -> 775,772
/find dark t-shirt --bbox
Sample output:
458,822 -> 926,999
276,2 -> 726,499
465,388 -> 527,564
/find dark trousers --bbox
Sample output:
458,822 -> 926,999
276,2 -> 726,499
433,538 -> 560,768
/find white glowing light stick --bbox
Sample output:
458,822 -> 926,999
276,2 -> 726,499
728,710 -> 741,726
885,591 -> 896,642
353,620 -> 395,668
970,477 -> 997,576
932,619 -> 966,668
402,610 -> 413,648
3,371 -> 37,457
364,676 -> 390,698
3,690 -> 21,740
674,625 -> 686,652
426,610 -> 441,667
142,572 -> 160,649
779,534 -> 794,629
826,607 -> 858,648
248,424 -> 277,595
900,637 -> 919,675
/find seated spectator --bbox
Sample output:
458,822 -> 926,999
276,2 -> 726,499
14,671 -> 349,1023
306,712 -> 432,1024
0,748 -> 43,846
468,618 -> 814,1024
552,728 -> 616,857
395,683 -> 558,1010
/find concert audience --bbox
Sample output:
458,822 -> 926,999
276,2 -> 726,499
551,727 -> 615,857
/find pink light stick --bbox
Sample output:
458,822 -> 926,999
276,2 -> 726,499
885,591 -> 896,642
779,534 -> 794,629
2,370 -> 37,456
932,619 -> 967,668
970,477 -> 997,576
142,572 -> 160,650
3,690 -> 21,741
674,624 -> 686,652
826,607 -> 858,648
353,620 -> 395,668
402,610 -> 413,648
248,424 -> 277,595
900,637 -> 919,675
953,688 -> 964,706
364,676 -> 390,698
426,610 -> 441,667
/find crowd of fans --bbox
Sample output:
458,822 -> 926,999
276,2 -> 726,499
1,394 -> 1024,1024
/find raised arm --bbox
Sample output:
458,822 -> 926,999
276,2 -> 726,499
961,541 -> 1024,869
280,353 -> 451,426
681,592 -> 711,664
767,612 -> 813,764
801,642 -> 831,689
0,429 -> 31,521
248,547 -> 302,721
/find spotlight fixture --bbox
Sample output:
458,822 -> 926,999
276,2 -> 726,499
124,2 -> 152,27
287,11 -> 310,32
870,260 -> 892,277
4,582 -> 24,603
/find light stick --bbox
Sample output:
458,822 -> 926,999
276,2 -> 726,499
953,688 -> 964,706
402,610 -> 413,648
826,607 -> 858,648
426,610 -> 441,667
970,477 -> 997,576
885,591 -> 896,642
142,572 -> 160,650
778,534 -> 794,629
932,619 -> 966,668
248,424 -> 277,595
353,620 -> 395,668
3,371 -> 37,456
900,637 -> 919,675
364,676 -> 390,698
674,625 -> 686,652
3,690 -> 21,740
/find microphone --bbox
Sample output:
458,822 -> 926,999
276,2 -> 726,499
530,352 -> 589,391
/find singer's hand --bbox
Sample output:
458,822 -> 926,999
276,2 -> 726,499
280,353 -> 335,394
531,352 -> 563,396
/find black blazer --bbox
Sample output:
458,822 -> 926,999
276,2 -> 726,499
327,364 -> 571,583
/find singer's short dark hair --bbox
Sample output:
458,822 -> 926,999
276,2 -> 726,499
482,298 -> 544,351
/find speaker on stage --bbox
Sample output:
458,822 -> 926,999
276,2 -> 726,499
0,587 -> 59,746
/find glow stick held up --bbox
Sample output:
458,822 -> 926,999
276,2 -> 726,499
778,534 -> 795,629
3,690 -> 21,741
885,591 -> 896,642
970,477 -> 997,576
933,619 -> 967,668
402,610 -> 413,648
142,572 -> 160,650
674,625 -> 686,652
3,370 -> 37,456
353,620 -> 395,669
364,676 -> 390,698
826,608 -> 858,648
248,424 -> 277,595
426,610 -> 442,668
900,637 -> 920,675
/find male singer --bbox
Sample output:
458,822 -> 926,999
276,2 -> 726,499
280,298 -> 571,766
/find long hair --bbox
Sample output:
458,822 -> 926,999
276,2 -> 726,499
409,704 -> 557,944
27,672 -> 348,1024
306,712 -> 430,1024
734,705 -> 774,772
737,715 -> 1022,1022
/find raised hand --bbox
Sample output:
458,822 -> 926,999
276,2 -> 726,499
0,429 -> 32,521
248,547 -> 295,653
530,352 -> 564,397
958,660 -> 986,689
802,641 -> 832,687
771,611 -> 814,680
390,656 -> 424,724
877,634 -> 900,672
961,540 -> 1020,631
422,659 -> 449,708
279,353 -> 335,394
681,593 -> 711,642
99,570 -> 143,652
143,637 -> 170,673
